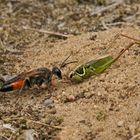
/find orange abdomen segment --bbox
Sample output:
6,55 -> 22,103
12,80 -> 24,90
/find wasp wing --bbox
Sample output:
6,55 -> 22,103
3,67 -> 51,86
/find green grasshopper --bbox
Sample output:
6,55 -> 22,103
70,34 -> 140,83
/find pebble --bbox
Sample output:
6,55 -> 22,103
17,129 -> 37,140
44,99 -> 54,107
117,120 -> 124,127
47,108 -> 57,114
84,92 -> 94,99
79,119 -> 86,124
76,92 -> 85,99
128,125 -> 136,136
66,95 -> 76,102
97,92 -> 102,96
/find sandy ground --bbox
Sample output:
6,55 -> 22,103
0,26 -> 139,139
0,1 -> 140,140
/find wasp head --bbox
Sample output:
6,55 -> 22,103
52,67 -> 62,79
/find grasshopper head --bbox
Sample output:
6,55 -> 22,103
52,67 -> 62,79
69,72 -> 83,83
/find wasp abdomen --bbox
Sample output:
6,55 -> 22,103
0,80 -> 24,92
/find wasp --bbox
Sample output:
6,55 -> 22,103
0,67 -> 62,92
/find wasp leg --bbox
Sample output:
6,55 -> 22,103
41,79 -> 53,93
0,77 -> 5,88
19,78 -> 31,93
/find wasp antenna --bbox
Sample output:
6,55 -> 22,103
60,49 -> 81,69
60,52 -> 72,69
61,61 -> 78,69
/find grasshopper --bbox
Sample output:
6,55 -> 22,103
70,34 -> 140,83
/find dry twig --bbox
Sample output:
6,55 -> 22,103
91,0 -> 123,16
3,117 -> 63,130
23,26 -> 72,38
130,133 -> 140,140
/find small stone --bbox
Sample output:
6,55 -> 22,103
76,92 -> 85,99
17,129 -> 37,140
128,125 -> 136,136
84,92 -> 94,99
47,108 -> 57,114
44,99 -> 54,107
89,34 -> 97,40
117,120 -> 124,127
66,95 -> 76,102
93,105 -> 98,109
62,91 -> 66,95
97,92 -> 101,96
79,119 -> 86,124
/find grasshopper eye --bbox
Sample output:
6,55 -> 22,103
70,73 -> 73,78
52,67 -> 62,79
